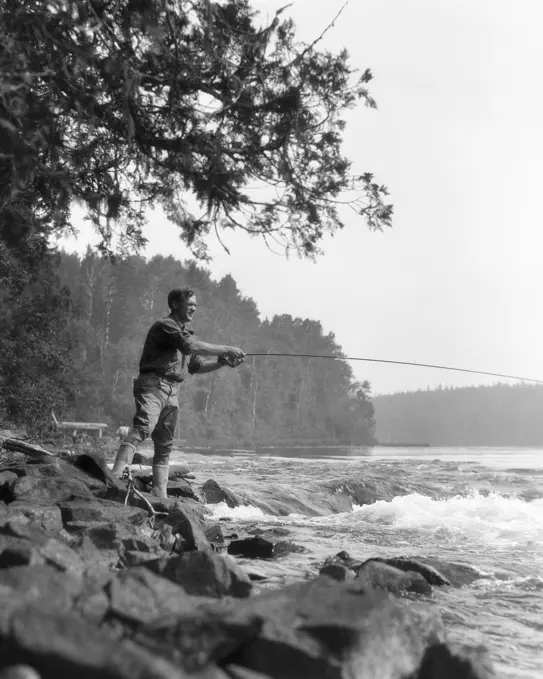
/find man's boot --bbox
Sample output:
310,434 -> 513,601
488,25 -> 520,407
112,442 -> 136,477
151,464 -> 169,498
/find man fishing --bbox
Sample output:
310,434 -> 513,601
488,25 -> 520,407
111,287 -> 245,497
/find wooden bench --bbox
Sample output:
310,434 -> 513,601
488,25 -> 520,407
51,412 -> 109,438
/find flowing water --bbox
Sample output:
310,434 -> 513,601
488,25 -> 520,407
166,445 -> 543,678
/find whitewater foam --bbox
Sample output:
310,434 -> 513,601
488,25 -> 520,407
341,492 -> 543,543
206,492 -> 543,545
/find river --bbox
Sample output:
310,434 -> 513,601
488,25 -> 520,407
165,445 -> 543,678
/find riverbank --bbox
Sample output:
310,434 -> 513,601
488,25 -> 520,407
0,435 -> 503,678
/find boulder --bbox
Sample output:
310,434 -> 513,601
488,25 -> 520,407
365,557 -> 451,587
107,566 -> 211,625
319,564 -> 354,582
143,551 -> 253,599
418,642 -> 497,678
227,537 -> 307,560
228,538 -> 273,560
135,611 -> 262,674
0,565 -> 84,614
355,560 -> 433,596
0,605 -> 192,679
227,577 -> 446,679
202,480 -> 241,509
409,557 -> 488,588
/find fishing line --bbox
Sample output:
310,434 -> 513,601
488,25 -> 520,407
245,353 -> 543,385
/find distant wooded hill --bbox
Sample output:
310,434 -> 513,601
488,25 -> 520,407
373,383 -> 543,446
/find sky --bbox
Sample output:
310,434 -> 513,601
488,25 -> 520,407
60,0 -> 543,396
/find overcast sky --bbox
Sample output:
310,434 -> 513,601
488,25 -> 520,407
61,0 -> 543,395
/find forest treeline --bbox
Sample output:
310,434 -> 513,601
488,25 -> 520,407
374,383 -> 543,446
0,248 -> 375,446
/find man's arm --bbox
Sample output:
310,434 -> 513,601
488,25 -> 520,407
188,356 -> 244,375
161,319 -> 244,359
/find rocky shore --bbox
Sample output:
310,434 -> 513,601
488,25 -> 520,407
0,436 -> 496,679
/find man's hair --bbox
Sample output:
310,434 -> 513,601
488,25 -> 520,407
167,287 -> 195,310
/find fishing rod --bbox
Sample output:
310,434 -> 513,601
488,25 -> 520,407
245,353 -> 543,385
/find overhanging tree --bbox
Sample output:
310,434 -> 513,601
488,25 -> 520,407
0,0 -> 392,259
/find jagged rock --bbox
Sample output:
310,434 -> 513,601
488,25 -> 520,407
7,477 -> 94,504
355,560 -> 433,596
204,524 -> 225,551
107,566 -> 211,625
0,523 -> 84,573
57,499 -> 147,526
167,478 -> 197,500
323,478 -> 409,507
165,502 -> 210,552
0,565 -> 84,614
143,551 -> 253,599
227,577 -> 446,679
6,502 -> 63,533
136,615 -> 263,674
418,642 -> 497,678
0,605 -> 192,679
322,550 -> 363,572
366,557 -> 451,587
71,451 -> 128,493
319,564 -> 355,582
202,480 -> 241,508
227,537 -> 307,560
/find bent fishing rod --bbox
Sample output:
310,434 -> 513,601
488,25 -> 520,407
244,353 -> 543,385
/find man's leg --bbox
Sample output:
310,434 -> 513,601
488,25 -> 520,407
112,376 -> 164,477
150,383 -> 179,498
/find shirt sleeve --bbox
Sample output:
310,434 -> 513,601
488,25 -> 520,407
159,319 -> 197,356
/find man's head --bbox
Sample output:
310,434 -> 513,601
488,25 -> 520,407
168,288 -> 197,323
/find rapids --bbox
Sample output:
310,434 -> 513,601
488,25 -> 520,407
164,445 -> 543,678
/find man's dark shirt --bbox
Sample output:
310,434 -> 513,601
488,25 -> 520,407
139,315 -> 201,382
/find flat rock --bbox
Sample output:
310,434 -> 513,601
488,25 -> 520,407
143,551 -> 253,599
58,500 -> 148,526
7,477 -> 94,504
